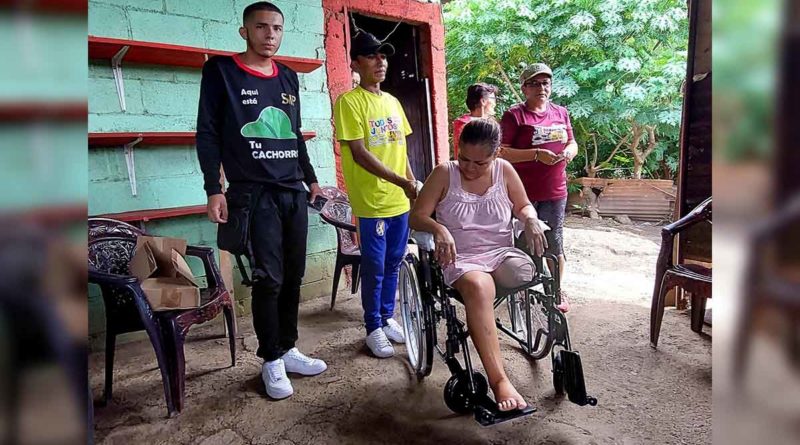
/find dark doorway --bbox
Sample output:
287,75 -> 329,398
350,13 -> 434,180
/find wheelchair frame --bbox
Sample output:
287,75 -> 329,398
399,232 -> 596,427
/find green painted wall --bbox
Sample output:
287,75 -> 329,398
88,0 -> 337,345
0,12 -> 86,211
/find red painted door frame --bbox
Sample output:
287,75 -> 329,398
323,0 -> 449,189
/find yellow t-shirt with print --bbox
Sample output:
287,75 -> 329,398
333,86 -> 412,218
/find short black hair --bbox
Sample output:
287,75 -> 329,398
459,118 -> 502,155
465,83 -> 498,111
243,1 -> 284,23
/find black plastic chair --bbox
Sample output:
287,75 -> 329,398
88,218 -> 236,417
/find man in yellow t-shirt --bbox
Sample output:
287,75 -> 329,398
333,31 -> 419,359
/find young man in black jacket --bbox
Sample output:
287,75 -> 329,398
196,1 -> 326,400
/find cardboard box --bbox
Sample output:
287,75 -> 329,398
129,236 -> 201,311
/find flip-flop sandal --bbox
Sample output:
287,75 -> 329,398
557,289 -> 571,313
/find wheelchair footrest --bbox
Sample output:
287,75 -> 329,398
560,350 -> 598,407
473,395 -> 536,426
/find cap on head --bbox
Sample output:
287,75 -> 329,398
520,63 -> 553,84
349,31 -> 396,60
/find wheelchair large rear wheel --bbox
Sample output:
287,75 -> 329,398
507,289 -> 552,360
399,256 -> 433,380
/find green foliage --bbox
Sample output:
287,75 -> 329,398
444,0 -> 688,179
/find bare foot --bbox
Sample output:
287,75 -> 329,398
492,378 -> 527,412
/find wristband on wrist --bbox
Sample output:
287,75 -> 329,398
533,149 -> 539,162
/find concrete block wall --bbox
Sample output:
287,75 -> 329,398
88,0 -> 338,346
0,12 -> 87,211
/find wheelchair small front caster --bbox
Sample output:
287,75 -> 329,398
443,372 -> 488,414
552,353 -> 565,395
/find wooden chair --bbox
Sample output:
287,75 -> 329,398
88,218 -> 236,417
650,197 -> 712,348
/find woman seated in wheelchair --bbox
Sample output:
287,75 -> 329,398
410,118 -> 548,412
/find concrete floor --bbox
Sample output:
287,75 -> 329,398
90,219 -> 713,444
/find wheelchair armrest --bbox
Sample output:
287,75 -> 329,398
410,230 -> 435,252
512,218 -> 551,238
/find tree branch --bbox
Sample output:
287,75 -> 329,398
601,133 -> 630,166
642,125 -> 658,159
628,123 -> 644,162
488,55 -> 524,103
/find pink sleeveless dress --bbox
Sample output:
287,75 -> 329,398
435,159 -> 529,285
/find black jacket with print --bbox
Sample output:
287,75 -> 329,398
196,54 -> 317,196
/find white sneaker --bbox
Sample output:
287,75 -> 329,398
366,328 -> 395,358
282,347 -> 328,376
382,318 -> 405,344
262,359 -> 293,400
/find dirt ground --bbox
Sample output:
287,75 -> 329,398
90,216 -> 711,444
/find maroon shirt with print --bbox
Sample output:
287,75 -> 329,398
500,102 -> 574,201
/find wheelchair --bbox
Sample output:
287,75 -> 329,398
398,221 -> 597,426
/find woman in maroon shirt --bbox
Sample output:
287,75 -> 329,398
452,83 -> 498,158
499,63 -> 577,312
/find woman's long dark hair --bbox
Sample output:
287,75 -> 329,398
458,118 -> 502,156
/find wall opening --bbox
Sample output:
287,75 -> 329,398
349,12 -> 434,180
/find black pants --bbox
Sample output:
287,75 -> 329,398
231,184 -> 308,361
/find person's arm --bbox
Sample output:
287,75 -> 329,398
562,140 -> 578,162
500,145 -> 537,163
346,138 -> 417,196
498,109 -> 562,165
196,60 -> 228,223
333,94 -> 417,198
400,101 -> 418,197
501,145 -> 563,165
196,60 -> 224,196
503,161 -> 547,256
292,78 -> 321,201
498,110 -> 536,163
409,164 -> 457,265
561,109 -> 578,162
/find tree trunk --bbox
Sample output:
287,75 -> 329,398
581,185 -> 601,219
627,123 -> 656,179
629,124 -> 645,179
632,158 -> 644,179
